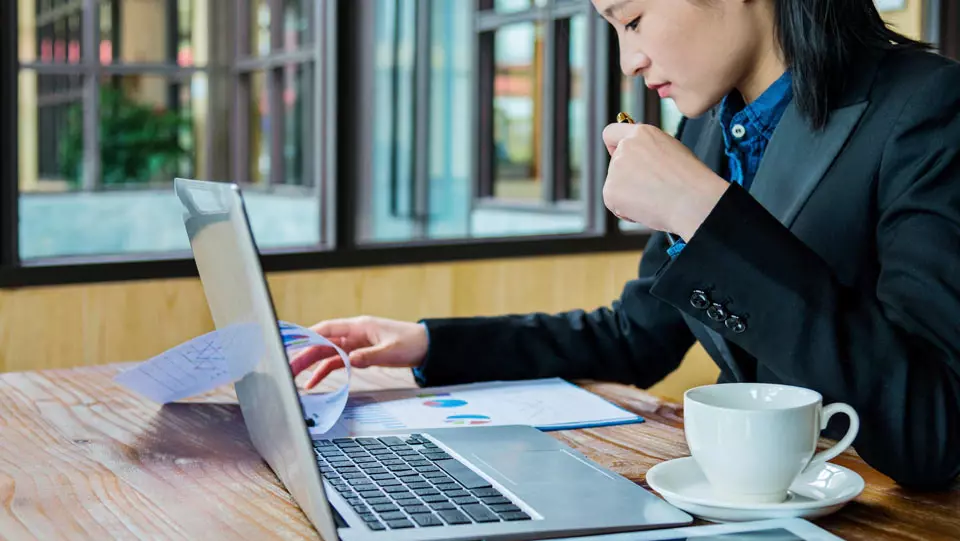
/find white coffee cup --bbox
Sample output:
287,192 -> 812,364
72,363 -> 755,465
683,383 -> 859,504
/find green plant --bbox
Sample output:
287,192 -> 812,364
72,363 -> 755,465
59,85 -> 193,187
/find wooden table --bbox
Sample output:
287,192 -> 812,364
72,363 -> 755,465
1,365 -> 958,541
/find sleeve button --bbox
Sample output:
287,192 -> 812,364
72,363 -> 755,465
690,290 -> 710,310
707,303 -> 728,322
725,315 -> 747,334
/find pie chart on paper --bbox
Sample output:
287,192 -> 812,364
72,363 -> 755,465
445,414 -> 491,425
422,398 -> 469,408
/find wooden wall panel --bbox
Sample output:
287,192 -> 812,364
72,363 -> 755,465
0,252 -> 719,401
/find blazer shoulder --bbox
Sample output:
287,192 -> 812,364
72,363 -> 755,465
870,48 -> 960,105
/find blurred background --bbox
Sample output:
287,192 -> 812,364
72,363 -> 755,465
1,0 -> 955,401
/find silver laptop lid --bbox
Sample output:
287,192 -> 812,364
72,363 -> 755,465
175,178 -> 338,540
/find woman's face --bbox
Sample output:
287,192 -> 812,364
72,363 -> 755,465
593,0 -> 769,117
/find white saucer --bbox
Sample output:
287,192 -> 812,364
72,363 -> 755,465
646,456 -> 864,523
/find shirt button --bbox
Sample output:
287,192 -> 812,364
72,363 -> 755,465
731,124 -> 746,139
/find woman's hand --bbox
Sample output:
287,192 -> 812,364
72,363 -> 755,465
289,316 -> 429,389
602,122 -> 729,240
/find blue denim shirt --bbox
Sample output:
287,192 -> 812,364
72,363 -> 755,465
668,71 -> 794,257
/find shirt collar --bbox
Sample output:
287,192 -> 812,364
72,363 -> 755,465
719,70 -> 794,145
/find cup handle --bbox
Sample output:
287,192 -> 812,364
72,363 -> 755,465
802,402 -> 860,474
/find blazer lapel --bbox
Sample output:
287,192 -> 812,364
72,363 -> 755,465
748,95 -> 870,228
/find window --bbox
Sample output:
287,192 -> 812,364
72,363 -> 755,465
14,0 -> 327,262
2,0 -> 652,288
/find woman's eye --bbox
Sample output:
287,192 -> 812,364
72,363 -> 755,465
625,15 -> 641,32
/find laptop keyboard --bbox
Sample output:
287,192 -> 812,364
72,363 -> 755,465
314,434 -> 533,531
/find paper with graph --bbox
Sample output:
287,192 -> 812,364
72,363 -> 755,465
304,377 -> 643,438
115,320 -> 352,434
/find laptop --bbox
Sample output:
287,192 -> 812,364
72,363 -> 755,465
174,178 -> 693,541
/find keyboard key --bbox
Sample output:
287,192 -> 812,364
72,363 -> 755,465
382,460 -> 405,467
430,502 -> 456,511
332,438 -> 354,445
352,504 -> 370,515
388,465 -> 413,473
334,485 -> 353,493
404,505 -> 430,515
372,475 -> 397,482
371,504 -> 399,513
357,438 -> 381,447
445,490 -> 470,498
452,497 -> 478,506
416,466 -> 442,474
406,460 -> 430,468
354,456 -> 378,464
434,483 -> 461,492
396,499 -> 423,508
368,522 -> 386,531
365,497 -> 392,506
406,482 -> 432,490
422,443 -> 439,450
370,448 -> 394,456
420,494 -> 448,504
378,511 -> 407,521
437,509 -> 472,525
462,504 -> 500,523
396,471 -> 421,479
421,471 -> 447,479
501,511 -> 531,521
314,439 -> 337,447
414,488 -> 441,497
358,490 -> 384,499
345,497 -> 362,506
383,485 -> 409,493
378,437 -> 407,447
481,496 -> 511,506
358,513 -> 379,523
421,452 -> 451,461
386,519 -> 414,529
411,513 -> 444,527
434,460 -> 492,489
489,504 -> 521,513
471,488 -> 502,498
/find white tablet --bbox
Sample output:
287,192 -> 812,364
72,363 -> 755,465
552,519 -> 844,541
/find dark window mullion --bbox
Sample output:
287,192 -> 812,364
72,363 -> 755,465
233,0 -> 252,183
269,0 -> 285,186
552,16 -> 571,202
942,0 -> 960,60
81,0 -> 100,190
539,12 -> 557,203
476,28 -> 495,198
1,0 -> 19,266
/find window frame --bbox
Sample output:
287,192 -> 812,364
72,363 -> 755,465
1,0 -> 652,289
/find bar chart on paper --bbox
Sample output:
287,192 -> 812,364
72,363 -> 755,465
304,378 -> 644,438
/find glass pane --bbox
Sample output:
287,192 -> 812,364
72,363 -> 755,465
567,15 -> 586,202
106,0 -> 197,65
32,6 -> 84,64
283,63 -> 313,186
17,73 -> 209,260
18,71 -> 84,193
98,74 -> 199,186
251,0 -> 272,57
249,71 -> 269,184
661,98 -> 682,136
492,22 -> 542,201
493,0 -> 544,13
284,0 -> 314,52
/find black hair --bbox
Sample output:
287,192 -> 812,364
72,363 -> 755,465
775,0 -> 931,129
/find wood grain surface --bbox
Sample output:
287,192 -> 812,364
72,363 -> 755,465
0,365 -> 957,541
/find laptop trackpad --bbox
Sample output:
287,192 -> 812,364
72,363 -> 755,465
479,449 -> 616,486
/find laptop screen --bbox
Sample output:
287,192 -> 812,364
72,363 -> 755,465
175,178 -> 341,540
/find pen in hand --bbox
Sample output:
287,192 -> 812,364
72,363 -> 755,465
616,112 -> 679,247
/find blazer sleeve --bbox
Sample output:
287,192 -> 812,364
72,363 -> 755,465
649,64 -> 960,488
415,229 -> 696,390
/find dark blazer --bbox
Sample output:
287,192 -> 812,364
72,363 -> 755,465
418,47 -> 960,489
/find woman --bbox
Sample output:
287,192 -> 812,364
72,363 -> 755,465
292,0 -> 960,489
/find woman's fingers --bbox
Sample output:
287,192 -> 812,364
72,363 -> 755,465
304,356 -> 346,389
